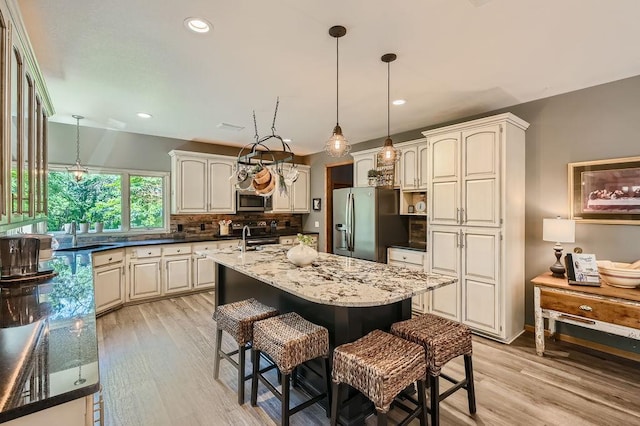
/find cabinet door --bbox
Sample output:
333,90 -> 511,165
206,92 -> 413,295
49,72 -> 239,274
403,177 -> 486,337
164,256 -> 192,294
462,228 -> 501,334
208,160 -> 235,213
353,153 -> 375,187
129,260 -> 162,300
429,132 -> 460,225
428,226 -> 461,321
193,255 -> 215,289
462,125 -> 501,227
292,167 -> 310,213
417,144 -> 429,190
94,264 -> 124,314
401,146 -> 417,190
177,158 -> 207,213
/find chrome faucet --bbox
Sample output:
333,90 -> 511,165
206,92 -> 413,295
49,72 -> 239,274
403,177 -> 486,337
70,221 -> 78,247
241,225 -> 251,253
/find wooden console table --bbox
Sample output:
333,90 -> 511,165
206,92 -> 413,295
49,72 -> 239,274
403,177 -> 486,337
532,272 -> 640,356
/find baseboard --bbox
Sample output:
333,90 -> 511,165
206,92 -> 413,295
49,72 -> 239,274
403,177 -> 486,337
523,325 -> 640,362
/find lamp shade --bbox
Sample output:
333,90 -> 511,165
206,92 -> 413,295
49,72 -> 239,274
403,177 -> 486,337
542,218 -> 575,243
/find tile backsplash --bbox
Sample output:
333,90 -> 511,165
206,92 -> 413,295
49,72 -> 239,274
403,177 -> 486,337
170,213 -> 303,236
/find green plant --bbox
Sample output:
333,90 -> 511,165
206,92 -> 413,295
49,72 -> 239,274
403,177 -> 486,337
367,169 -> 380,178
297,233 -> 315,246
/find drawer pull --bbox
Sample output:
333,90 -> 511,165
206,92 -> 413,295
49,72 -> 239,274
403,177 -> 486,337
177,249 -> 181,253
402,256 -> 407,260
579,305 -> 593,311
108,257 -> 113,261
148,252 -> 152,255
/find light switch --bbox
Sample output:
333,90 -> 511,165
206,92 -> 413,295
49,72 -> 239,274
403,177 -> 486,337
314,221 -> 320,228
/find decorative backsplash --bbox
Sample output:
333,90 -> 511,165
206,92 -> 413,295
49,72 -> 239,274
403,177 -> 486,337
170,213 -> 303,236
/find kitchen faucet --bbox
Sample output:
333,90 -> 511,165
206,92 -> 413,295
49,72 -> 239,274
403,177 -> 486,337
70,221 -> 78,247
241,225 -> 251,253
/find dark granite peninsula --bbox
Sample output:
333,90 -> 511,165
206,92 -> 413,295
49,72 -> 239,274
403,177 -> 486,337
200,244 -> 455,424
0,253 -> 99,424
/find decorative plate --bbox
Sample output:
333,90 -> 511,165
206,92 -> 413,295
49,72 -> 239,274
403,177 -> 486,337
415,201 -> 426,213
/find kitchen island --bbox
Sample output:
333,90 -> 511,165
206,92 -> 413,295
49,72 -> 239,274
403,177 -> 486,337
200,244 -> 456,424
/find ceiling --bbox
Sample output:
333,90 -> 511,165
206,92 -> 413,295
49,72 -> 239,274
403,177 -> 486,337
17,0 -> 640,155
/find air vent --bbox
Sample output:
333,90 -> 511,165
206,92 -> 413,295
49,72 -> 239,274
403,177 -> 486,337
216,122 -> 245,132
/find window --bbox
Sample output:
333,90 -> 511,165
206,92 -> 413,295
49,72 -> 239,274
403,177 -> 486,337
47,167 -> 168,233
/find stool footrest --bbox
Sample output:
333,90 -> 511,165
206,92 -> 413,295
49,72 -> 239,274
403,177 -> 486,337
438,374 -> 468,402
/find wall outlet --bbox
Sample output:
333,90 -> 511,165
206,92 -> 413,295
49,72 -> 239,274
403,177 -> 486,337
177,224 -> 183,232
314,221 -> 320,228
200,223 -> 205,231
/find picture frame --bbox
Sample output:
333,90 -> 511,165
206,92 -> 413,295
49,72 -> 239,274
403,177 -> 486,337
312,198 -> 321,211
568,156 -> 640,224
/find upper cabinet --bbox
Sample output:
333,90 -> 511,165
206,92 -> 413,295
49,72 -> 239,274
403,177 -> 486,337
1,0 -> 53,229
270,164 -> 310,213
169,150 -> 236,214
399,139 -> 428,191
352,151 -> 376,187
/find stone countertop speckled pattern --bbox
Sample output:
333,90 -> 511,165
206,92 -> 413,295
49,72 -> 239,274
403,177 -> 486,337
0,254 -> 99,423
198,245 -> 455,307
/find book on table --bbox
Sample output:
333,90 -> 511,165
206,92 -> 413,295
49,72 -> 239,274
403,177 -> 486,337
564,253 -> 602,286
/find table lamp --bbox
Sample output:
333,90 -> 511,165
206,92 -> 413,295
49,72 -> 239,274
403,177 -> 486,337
542,217 -> 575,278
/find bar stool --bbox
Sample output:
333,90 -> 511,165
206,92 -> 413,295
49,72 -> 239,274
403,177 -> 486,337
212,298 -> 278,404
250,312 -> 331,426
331,329 -> 428,426
391,314 -> 476,426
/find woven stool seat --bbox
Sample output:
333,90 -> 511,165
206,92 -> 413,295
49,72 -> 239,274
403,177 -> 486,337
253,312 -> 329,374
391,314 -> 476,426
212,298 -> 278,405
332,329 -> 426,415
251,312 -> 331,426
390,313 -> 472,376
213,298 -> 279,346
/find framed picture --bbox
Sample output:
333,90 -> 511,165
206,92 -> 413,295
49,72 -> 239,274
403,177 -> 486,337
312,198 -> 321,211
568,156 -> 640,224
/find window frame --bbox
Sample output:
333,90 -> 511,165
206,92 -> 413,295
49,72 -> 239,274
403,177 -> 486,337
47,164 -> 170,234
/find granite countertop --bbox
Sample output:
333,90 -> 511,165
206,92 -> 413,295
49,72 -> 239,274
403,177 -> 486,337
199,245 -> 455,307
0,254 -> 99,422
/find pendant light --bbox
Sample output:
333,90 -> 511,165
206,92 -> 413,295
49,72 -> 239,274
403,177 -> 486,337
67,115 -> 89,182
325,25 -> 351,157
378,53 -> 400,164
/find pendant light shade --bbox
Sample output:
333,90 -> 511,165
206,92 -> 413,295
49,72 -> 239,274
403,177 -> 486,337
378,53 -> 400,164
325,25 -> 351,157
67,115 -> 88,182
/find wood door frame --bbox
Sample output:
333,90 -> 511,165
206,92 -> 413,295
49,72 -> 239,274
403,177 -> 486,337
324,160 -> 353,253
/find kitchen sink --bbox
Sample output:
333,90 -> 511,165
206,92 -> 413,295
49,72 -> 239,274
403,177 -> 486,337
55,243 -> 117,252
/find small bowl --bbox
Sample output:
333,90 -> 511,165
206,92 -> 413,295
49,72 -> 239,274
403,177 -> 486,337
253,167 -> 271,185
599,272 -> 640,288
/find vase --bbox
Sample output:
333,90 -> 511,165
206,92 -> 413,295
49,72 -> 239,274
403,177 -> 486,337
94,222 -> 104,233
286,242 -> 318,267
79,222 -> 90,233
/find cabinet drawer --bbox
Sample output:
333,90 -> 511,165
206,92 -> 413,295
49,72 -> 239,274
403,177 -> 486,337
217,240 -> 240,250
389,260 -> 424,272
131,247 -> 162,258
192,242 -> 216,252
162,245 -> 192,256
540,289 -> 640,330
388,248 -> 424,266
92,249 -> 124,267
279,236 -> 296,245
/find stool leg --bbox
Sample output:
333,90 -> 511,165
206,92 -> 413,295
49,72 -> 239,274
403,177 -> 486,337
330,382 -> 341,426
429,374 -> 440,426
250,349 -> 260,406
417,379 -> 428,426
292,366 -> 299,388
323,357 -> 332,418
464,354 -> 477,414
213,327 -> 223,379
237,343 -> 246,404
282,373 -> 291,426
377,410 -> 388,426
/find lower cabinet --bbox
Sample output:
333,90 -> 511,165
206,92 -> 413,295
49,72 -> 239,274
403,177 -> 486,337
128,247 -> 162,301
92,249 -> 125,315
192,242 -> 217,289
162,244 -> 192,294
387,247 -> 428,314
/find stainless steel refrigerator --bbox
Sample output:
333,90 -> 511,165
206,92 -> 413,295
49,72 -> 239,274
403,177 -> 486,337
333,187 -> 408,263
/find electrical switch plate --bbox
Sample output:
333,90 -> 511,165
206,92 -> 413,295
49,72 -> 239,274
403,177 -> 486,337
314,221 -> 320,228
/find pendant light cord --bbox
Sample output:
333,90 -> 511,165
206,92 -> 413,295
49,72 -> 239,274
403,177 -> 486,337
75,117 -> 81,163
336,35 -> 339,126
387,61 -> 390,138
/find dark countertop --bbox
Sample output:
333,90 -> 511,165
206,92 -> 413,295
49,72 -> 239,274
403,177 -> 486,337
388,242 -> 427,252
0,255 -> 99,423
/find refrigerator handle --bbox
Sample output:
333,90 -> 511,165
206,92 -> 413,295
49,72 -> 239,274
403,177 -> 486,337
349,192 -> 356,251
345,193 -> 352,251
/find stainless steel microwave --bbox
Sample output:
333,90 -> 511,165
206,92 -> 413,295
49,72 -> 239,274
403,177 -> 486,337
236,191 -> 272,212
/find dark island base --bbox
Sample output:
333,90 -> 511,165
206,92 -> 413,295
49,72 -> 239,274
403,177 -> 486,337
215,264 -> 412,425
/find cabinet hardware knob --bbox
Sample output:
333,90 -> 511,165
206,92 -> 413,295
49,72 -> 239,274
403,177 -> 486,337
579,305 -> 593,311
402,256 -> 407,260
148,252 -> 152,255
108,257 -> 112,261
177,249 -> 181,252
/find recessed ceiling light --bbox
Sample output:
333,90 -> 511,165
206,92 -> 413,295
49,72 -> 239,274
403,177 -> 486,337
184,17 -> 211,33
392,99 -> 406,106
137,112 -> 153,118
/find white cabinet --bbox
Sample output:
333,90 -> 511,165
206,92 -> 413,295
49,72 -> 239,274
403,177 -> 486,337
92,249 -> 125,315
387,247 -> 428,314
128,247 -> 162,301
270,164 -> 311,213
192,242 -> 217,289
352,151 -> 376,187
169,150 -> 236,214
162,244 -> 192,294
399,139 -> 428,191
423,113 -> 529,343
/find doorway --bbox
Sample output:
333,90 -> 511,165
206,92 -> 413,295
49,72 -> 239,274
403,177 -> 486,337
325,162 -> 353,253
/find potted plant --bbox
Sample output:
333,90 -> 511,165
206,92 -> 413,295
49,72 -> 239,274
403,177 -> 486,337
286,234 -> 318,267
367,169 -> 379,186
89,210 -> 105,233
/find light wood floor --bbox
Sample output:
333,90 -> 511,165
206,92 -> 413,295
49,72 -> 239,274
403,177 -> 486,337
96,292 -> 640,425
